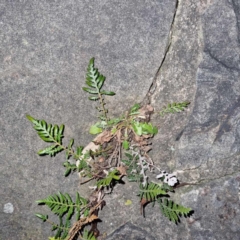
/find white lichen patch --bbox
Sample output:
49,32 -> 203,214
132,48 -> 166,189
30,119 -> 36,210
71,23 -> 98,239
3,202 -> 14,214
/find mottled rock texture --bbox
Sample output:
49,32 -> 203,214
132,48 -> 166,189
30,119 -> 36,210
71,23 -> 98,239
0,0 -> 239,239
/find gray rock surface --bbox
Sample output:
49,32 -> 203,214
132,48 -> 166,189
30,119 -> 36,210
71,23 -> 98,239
1,0 -> 240,240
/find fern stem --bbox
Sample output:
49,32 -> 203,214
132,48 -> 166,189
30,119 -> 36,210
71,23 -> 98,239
98,92 -> 109,121
52,141 -> 80,160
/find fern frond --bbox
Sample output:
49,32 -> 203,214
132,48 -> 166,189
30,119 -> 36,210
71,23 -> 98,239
157,198 -> 192,223
36,192 -> 88,218
36,192 -> 73,217
96,169 -> 121,188
138,182 -> 167,202
26,115 -> 64,143
36,192 -> 89,239
159,101 -> 190,116
83,58 -> 115,121
26,115 -> 64,156
83,58 -> 115,98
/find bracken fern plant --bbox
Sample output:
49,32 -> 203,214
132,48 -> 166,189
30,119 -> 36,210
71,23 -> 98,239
27,58 -> 192,240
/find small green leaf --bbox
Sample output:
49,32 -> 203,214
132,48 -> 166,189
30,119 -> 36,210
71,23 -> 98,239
76,146 -> 84,156
26,114 -> 35,122
125,199 -> 132,206
89,124 -> 103,134
141,122 -> 158,135
100,90 -> 115,96
53,125 -> 59,138
89,57 -> 94,66
108,117 -> 123,126
152,126 -> 158,134
97,75 -> 105,90
82,87 -> 98,94
88,96 -> 99,101
111,126 -> 117,134
35,213 -> 48,221
123,140 -> 129,150
65,139 -> 74,159
51,225 -> 58,231
68,139 -> 74,149
130,103 -> 140,113
64,168 -> 71,177
65,151 -> 69,160
37,145 -> 56,155
131,121 -> 142,135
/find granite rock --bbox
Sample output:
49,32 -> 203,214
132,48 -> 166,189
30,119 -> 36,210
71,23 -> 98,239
1,0 -> 240,239
0,0 -> 176,239
106,0 -> 240,239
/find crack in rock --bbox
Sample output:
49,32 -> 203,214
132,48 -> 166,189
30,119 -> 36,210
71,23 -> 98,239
175,171 -> 240,189
142,0 -> 179,105
196,171 -> 240,184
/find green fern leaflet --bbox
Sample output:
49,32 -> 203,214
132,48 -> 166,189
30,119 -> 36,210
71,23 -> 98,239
138,182 -> 167,201
157,198 -> 192,223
